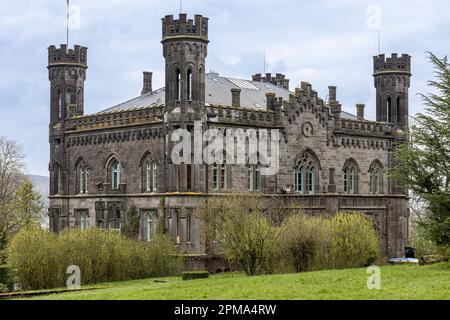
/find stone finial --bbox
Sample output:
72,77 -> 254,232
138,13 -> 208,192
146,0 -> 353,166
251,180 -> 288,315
231,88 -> 241,108
142,71 -> 153,95
356,104 -> 365,121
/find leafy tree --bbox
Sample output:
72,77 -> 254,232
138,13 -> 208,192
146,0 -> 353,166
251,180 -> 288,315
391,53 -> 450,246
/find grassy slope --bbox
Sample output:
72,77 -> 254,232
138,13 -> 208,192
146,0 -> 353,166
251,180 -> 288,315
31,264 -> 450,300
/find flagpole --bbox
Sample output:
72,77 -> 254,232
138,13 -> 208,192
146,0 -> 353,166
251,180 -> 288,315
67,0 -> 69,47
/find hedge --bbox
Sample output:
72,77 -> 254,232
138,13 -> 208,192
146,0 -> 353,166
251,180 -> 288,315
7,227 -> 183,291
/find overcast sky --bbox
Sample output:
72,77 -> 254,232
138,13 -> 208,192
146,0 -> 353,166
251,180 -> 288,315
0,0 -> 449,176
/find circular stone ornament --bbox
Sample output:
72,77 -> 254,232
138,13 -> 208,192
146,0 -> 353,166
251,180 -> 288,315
302,122 -> 314,137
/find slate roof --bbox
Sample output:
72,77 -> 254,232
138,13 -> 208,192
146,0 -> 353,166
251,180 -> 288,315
92,73 -> 357,119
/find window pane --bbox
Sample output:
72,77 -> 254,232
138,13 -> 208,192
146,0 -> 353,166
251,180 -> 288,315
220,166 -> 226,189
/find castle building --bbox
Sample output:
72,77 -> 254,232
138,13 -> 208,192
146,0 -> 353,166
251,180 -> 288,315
48,13 -> 411,268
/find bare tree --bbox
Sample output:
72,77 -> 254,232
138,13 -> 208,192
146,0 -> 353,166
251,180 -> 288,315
195,194 -> 281,276
0,136 -> 26,258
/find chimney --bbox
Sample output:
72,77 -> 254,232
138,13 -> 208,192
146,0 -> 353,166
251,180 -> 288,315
356,104 -> 365,121
231,88 -> 241,108
142,71 -> 153,95
266,92 -> 276,111
328,86 -> 337,104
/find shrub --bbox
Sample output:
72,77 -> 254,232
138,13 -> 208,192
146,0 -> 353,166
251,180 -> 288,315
0,265 -> 12,292
7,226 -> 183,291
279,214 -> 329,272
327,212 -> 380,269
182,271 -> 209,281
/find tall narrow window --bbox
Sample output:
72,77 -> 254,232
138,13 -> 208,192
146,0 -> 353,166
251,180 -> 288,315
343,160 -> 358,194
387,97 -> 392,123
79,165 -> 88,194
369,161 -> 384,194
111,160 -> 121,190
248,165 -> 261,192
306,166 -> 315,194
220,164 -> 226,190
80,212 -> 89,230
187,69 -> 193,100
186,212 -> 192,243
147,212 -> 154,242
294,166 -> 304,194
56,89 -> 62,120
176,69 -> 181,101
53,164 -> 60,195
213,163 -> 227,191
396,96 -> 402,125
146,160 -> 157,192
213,164 -> 219,190
186,164 -> 192,190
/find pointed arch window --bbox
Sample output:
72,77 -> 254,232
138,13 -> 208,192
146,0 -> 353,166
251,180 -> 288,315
387,97 -> 392,123
343,159 -> 359,194
294,151 -> 318,195
111,160 -> 121,190
396,96 -> 402,125
369,161 -> 384,194
56,89 -> 62,120
78,162 -> 89,194
187,69 -> 193,101
145,159 -> 157,193
176,68 -> 181,101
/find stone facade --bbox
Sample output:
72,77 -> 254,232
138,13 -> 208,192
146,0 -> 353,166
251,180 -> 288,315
48,13 -> 411,271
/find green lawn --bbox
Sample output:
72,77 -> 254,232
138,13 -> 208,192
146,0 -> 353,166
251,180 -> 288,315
26,263 -> 450,300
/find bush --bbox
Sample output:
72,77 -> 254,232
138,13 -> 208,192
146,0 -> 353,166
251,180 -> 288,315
182,271 -> 210,281
279,214 -> 329,272
327,212 -> 380,269
7,227 -> 183,291
196,195 -> 280,276
0,265 -> 12,292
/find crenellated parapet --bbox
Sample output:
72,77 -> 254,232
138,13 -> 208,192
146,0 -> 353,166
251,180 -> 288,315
68,105 -> 165,132
336,118 -> 394,137
206,104 -> 279,128
162,14 -> 209,42
48,44 -> 88,67
373,53 -> 411,75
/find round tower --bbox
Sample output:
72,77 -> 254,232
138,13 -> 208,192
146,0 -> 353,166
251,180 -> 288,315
373,53 -> 411,129
161,14 -> 209,111
48,44 -> 88,125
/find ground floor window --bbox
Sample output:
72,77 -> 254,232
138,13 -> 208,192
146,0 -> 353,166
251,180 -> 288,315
109,220 -> 121,231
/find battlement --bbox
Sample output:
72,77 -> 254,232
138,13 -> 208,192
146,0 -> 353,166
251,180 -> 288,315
48,44 -> 88,67
373,53 -> 411,75
162,14 -> 209,42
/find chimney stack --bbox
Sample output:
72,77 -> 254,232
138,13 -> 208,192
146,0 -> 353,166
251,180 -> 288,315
231,88 -> 241,108
266,92 -> 276,111
356,104 -> 365,121
328,86 -> 337,103
142,71 -> 153,95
